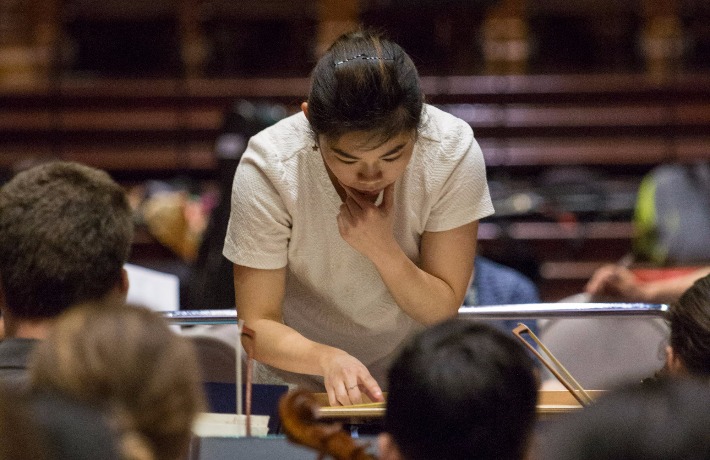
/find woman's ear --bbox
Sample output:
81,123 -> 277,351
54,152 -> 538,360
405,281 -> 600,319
301,102 -> 309,121
377,433 -> 404,460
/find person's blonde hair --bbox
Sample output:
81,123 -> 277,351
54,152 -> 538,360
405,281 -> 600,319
29,303 -> 205,460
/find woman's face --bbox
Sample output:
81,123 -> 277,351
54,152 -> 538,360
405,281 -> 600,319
318,130 -> 415,202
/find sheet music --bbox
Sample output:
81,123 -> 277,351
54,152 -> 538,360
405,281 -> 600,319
125,263 -> 180,312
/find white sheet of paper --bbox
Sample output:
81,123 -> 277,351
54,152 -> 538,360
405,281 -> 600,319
125,263 -> 180,312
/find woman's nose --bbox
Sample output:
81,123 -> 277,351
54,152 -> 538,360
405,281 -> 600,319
358,163 -> 382,181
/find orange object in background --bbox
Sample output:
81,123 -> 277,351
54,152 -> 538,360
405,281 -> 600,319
632,267 -> 702,283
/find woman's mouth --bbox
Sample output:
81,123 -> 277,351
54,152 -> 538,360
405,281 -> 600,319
352,188 -> 383,204
355,188 -> 381,196
339,181 -> 385,204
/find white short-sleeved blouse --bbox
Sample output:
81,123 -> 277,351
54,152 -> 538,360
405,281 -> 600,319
223,104 -> 494,389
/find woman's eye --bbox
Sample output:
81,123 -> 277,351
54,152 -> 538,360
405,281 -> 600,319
337,157 -> 358,164
382,156 -> 401,162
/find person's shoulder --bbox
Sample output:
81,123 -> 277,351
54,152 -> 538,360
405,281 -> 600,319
418,104 -> 473,143
476,257 -> 537,290
416,105 -> 475,161
648,163 -> 705,186
0,337 -> 39,357
248,111 -> 311,162
0,338 -> 37,392
31,393 -> 123,460
235,112 -> 314,193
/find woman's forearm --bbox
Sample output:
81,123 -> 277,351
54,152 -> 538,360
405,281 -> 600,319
368,223 -> 479,325
234,263 -> 384,405
369,246 -> 463,325
234,264 -> 344,377
245,318 -> 345,376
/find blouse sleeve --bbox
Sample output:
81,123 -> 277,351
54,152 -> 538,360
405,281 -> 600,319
222,138 -> 292,270
424,118 -> 494,232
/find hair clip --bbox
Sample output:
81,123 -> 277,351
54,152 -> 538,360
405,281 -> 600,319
334,53 -> 394,66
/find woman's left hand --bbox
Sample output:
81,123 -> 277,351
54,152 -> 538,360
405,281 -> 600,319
337,183 -> 397,260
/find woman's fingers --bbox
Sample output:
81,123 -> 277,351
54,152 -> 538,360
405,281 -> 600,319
346,382 -> 363,405
360,373 -> 384,402
328,379 -> 362,406
379,183 -> 395,211
323,353 -> 381,406
334,380 -> 352,406
326,380 -> 340,407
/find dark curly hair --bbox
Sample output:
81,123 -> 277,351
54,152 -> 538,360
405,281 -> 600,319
0,161 -> 133,319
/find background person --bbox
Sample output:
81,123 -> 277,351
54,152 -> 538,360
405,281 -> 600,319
29,302 -> 205,460
586,161 -> 710,304
661,273 -> 710,378
585,265 -> 710,304
538,378 -> 710,460
0,161 -> 133,388
378,319 -> 538,460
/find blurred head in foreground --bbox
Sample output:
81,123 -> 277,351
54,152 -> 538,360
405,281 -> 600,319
30,303 -> 205,460
665,273 -> 710,378
379,319 -> 538,460
539,377 -> 710,460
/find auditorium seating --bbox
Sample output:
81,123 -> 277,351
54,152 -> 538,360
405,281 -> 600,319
2,74 -> 709,174
2,73 -> 709,300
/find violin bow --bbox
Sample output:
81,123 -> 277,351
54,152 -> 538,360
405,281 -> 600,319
513,323 -> 594,406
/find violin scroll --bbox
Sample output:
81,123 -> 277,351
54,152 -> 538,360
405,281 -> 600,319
278,388 -> 377,460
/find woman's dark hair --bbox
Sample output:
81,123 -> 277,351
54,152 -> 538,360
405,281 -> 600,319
307,29 -> 424,143
667,273 -> 710,375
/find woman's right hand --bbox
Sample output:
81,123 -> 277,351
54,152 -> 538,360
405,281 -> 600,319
320,350 -> 384,407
